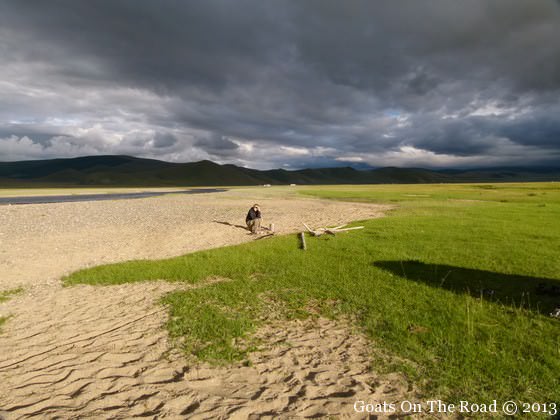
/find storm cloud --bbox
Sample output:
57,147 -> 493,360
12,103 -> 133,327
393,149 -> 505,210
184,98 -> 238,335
0,0 -> 559,168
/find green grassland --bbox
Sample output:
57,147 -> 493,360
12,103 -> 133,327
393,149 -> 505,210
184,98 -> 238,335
64,182 -> 560,405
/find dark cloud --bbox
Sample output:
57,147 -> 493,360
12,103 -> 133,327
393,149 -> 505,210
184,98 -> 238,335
0,0 -> 559,168
194,134 -> 240,158
152,133 -> 179,149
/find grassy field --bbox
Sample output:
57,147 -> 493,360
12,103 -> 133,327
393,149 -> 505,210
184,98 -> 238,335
64,182 -> 560,405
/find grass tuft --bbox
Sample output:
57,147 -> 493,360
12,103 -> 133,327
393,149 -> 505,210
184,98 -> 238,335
0,287 -> 23,330
0,287 -> 24,304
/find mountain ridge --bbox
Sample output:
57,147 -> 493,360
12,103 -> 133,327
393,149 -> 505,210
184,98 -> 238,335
1,155 -> 559,186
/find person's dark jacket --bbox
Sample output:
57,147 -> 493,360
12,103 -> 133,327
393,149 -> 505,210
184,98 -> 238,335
246,208 -> 261,222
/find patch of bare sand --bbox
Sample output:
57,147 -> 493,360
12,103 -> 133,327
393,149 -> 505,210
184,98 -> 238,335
0,190 -> 421,418
0,189 -> 391,290
0,285 -> 419,419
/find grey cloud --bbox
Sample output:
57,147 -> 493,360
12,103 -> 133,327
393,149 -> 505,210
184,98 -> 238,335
497,111 -> 560,148
152,133 -> 178,149
0,0 -> 559,168
195,134 -> 240,158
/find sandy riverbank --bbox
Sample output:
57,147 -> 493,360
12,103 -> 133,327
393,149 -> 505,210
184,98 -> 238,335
0,189 -> 419,418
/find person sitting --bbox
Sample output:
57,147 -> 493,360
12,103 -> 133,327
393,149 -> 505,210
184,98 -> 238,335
246,204 -> 262,234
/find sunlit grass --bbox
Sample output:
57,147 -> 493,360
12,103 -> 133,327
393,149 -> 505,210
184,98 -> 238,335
64,182 -> 560,404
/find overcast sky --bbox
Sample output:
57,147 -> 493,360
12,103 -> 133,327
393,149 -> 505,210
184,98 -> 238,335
1,1 -> 559,169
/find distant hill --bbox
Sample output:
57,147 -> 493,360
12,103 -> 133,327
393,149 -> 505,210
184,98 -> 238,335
0,155 -> 559,187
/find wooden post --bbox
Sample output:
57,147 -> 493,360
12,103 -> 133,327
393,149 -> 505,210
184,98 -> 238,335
269,223 -> 275,233
299,232 -> 307,250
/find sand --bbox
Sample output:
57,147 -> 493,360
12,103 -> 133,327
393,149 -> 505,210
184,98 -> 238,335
0,189 -> 420,418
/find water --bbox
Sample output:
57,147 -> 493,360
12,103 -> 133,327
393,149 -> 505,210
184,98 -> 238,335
0,188 -> 227,205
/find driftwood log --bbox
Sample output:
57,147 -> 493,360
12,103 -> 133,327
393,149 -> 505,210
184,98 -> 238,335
302,223 -> 364,237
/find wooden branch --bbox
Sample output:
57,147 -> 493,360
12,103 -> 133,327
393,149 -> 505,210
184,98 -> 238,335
301,222 -> 364,238
333,226 -> 364,232
299,232 -> 307,250
310,227 -> 325,237
302,222 -> 313,233
330,224 -> 347,230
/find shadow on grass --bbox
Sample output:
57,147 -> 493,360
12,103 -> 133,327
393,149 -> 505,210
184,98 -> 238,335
373,260 -> 560,315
